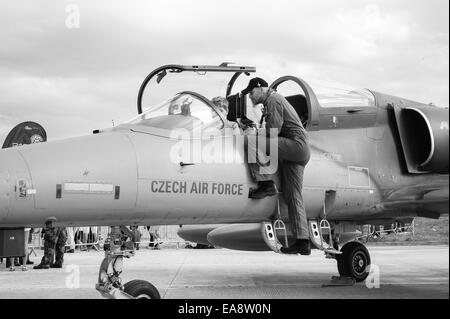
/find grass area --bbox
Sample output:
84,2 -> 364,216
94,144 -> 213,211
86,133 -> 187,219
367,215 -> 449,245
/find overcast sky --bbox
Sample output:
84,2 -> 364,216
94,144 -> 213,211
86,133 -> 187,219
0,0 -> 448,141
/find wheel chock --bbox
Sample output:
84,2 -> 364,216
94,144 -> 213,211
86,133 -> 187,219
321,276 -> 356,287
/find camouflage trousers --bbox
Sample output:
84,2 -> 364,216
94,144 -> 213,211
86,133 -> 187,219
41,228 -> 67,266
41,241 -> 56,266
55,234 -> 67,266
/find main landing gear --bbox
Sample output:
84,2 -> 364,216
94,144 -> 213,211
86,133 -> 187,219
95,226 -> 161,299
335,241 -> 371,282
261,215 -> 371,284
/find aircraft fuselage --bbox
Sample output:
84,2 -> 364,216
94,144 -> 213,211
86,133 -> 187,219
0,90 -> 447,228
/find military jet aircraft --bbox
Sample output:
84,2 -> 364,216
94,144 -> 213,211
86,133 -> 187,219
0,63 -> 448,299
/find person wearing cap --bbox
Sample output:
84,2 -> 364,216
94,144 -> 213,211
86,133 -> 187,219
34,217 -> 59,269
241,77 -> 311,255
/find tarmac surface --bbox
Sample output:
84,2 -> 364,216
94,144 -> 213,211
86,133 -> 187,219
0,245 -> 448,299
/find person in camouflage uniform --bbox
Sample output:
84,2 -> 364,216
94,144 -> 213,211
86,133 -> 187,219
34,217 -> 58,269
52,227 -> 67,268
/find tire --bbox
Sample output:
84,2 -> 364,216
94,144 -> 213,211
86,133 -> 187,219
336,241 -> 371,282
123,280 -> 161,299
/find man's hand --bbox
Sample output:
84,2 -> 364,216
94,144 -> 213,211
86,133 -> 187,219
243,127 -> 257,135
241,116 -> 256,128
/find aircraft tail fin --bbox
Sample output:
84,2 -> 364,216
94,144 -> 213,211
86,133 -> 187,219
2,121 -> 47,149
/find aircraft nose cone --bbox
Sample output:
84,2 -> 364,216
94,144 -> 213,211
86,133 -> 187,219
0,165 -> 12,224
0,149 -> 30,224
0,170 -> 10,224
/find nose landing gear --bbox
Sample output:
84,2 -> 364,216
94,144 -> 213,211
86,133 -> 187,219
95,226 -> 161,299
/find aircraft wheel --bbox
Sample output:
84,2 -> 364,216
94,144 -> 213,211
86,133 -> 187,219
123,280 -> 161,299
336,241 -> 371,282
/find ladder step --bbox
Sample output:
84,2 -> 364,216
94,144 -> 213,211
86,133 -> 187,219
309,220 -> 341,255
261,222 -> 282,253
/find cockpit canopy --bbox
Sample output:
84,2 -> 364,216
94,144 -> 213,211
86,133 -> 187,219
308,80 -> 376,108
127,64 -> 378,134
127,92 -> 224,131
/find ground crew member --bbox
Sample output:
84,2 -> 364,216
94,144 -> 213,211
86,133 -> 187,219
242,77 -> 311,255
148,225 -> 162,250
52,227 -> 67,268
33,217 -> 58,269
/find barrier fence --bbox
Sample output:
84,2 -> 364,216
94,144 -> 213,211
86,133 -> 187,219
357,220 -> 415,242
28,225 -> 189,254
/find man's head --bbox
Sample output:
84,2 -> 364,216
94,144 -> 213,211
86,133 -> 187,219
45,217 -> 57,227
242,77 -> 269,105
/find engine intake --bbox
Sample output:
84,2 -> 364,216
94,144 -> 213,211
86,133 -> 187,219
395,105 -> 449,174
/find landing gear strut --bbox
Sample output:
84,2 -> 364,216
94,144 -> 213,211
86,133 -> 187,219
95,226 -> 161,299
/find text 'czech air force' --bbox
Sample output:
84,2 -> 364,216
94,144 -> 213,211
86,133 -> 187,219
150,180 -> 244,196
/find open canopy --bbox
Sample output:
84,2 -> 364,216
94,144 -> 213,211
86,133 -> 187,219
137,63 -> 256,114
128,91 -> 225,131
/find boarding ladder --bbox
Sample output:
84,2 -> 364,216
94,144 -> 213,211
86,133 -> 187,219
309,191 -> 341,256
261,190 -> 341,256
260,187 -> 289,253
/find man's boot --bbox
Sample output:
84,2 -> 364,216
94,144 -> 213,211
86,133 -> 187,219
33,263 -> 50,269
50,263 -> 62,268
249,181 -> 277,199
280,239 -> 311,255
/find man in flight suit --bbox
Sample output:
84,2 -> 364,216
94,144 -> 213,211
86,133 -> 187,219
242,77 -> 311,255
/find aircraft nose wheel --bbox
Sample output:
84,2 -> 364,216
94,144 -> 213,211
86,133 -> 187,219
123,280 -> 161,299
336,241 -> 371,282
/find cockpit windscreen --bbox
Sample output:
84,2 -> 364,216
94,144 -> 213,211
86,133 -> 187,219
127,93 -> 224,131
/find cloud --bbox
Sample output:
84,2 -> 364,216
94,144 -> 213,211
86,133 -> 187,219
0,0 -> 448,141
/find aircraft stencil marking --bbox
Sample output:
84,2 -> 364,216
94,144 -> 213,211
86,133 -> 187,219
150,180 -> 245,196
322,152 -> 343,161
16,178 -> 30,200
63,182 -> 114,194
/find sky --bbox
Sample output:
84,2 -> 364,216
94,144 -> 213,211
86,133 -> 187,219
0,0 -> 448,141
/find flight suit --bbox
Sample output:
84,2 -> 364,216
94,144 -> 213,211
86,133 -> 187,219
247,91 -> 310,239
